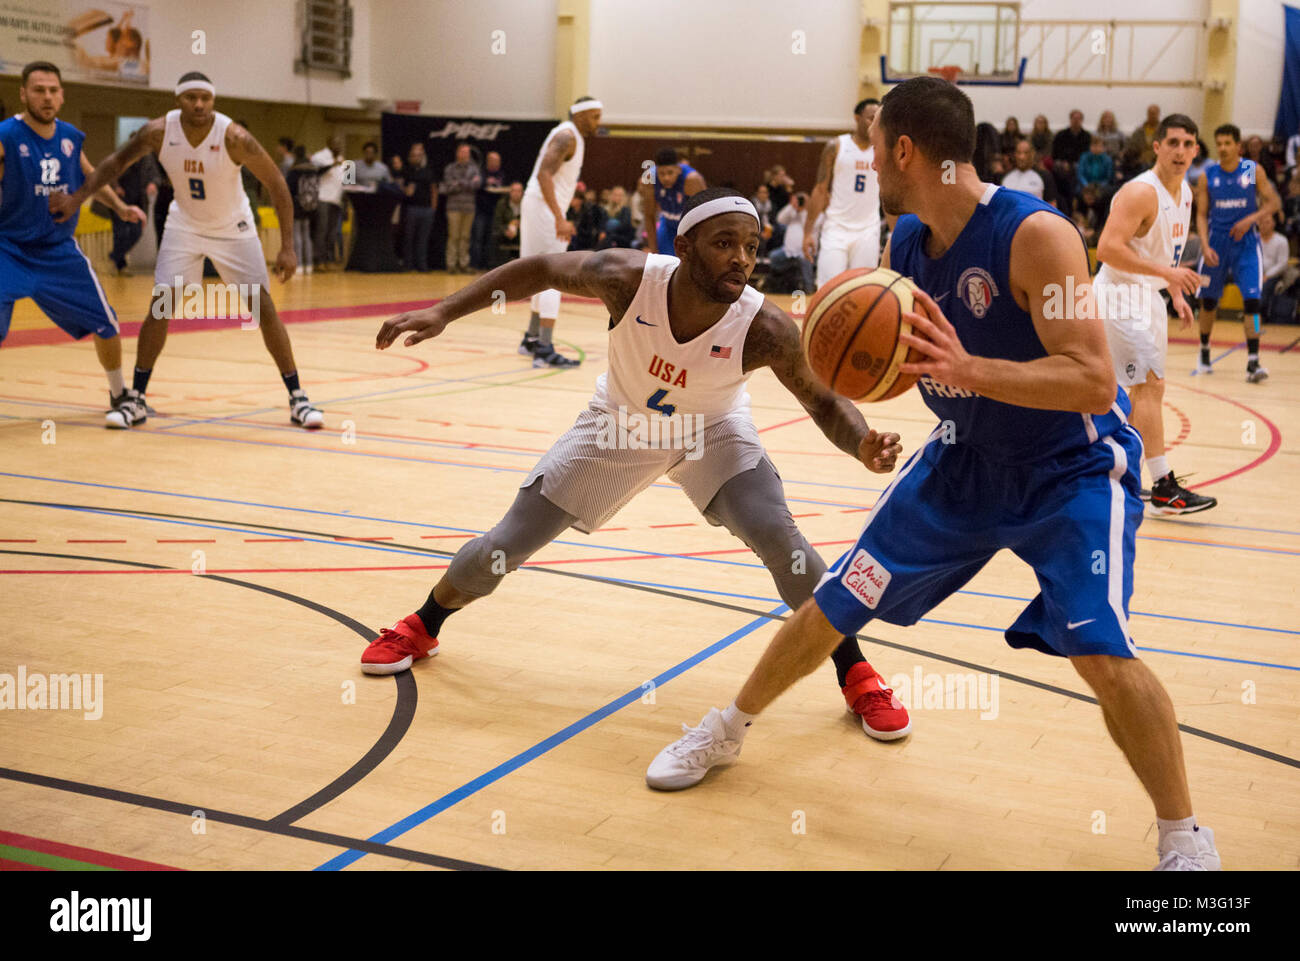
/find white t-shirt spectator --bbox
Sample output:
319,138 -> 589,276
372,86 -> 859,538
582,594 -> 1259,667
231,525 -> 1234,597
1001,168 -> 1045,199
1262,230 -> 1290,281
311,146 -> 345,205
776,202 -> 805,256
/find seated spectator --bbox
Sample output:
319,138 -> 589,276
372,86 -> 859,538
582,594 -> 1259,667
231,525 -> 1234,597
765,166 -> 793,213
354,141 -> 392,187
1029,114 -> 1052,159
1245,135 -> 1280,189
1095,111 -> 1125,159
974,122 -> 1004,182
1002,138 -> 1057,205
1117,143 -> 1146,184
770,193 -> 815,292
1051,109 -> 1092,204
570,188 -> 603,251
1260,213 -> 1293,321
1076,136 -> 1114,195
598,187 -> 611,209
629,187 -> 646,244
1000,116 -> 1022,158
597,185 -> 636,248
490,181 -> 525,267
1283,170 -> 1300,250
1072,182 -> 1108,245
1127,104 -> 1161,168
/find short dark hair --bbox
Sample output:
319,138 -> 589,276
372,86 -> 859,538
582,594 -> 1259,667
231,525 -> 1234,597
654,147 -> 680,167
879,76 -> 975,164
1214,123 -> 1242,143
21,61 -> 61,86
854,98 -> 880,115
1156,114 -> 1198,141
679,186 -> 750,234
278,136 -> 294,151
363,140 -> 378,151
293,145 -> 306,161
177,71 -> 212,85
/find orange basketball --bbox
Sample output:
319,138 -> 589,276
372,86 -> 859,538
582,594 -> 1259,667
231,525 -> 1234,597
800,267 -> 924,402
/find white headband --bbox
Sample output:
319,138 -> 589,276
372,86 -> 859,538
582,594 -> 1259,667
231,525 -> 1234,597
676,196 -> 761,237
570,99 -> 602,116
175,79 -> 215,96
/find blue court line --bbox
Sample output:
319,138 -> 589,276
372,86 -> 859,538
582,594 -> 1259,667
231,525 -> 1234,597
313,601 -> 789,871
1209,345 -> 1242,368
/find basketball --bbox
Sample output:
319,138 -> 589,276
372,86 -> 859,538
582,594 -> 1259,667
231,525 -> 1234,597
800,267 -> 923,402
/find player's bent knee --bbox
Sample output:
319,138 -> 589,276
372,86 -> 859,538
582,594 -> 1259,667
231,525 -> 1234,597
1069,653 -> 1136,690
1198,297 -> 1218,313
1243,298 -> 1262,315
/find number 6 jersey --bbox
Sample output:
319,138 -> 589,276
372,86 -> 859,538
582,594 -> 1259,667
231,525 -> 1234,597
157,109 -> 256,239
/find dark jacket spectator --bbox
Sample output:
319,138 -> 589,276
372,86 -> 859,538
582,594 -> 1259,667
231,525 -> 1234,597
491,182 -> 525,267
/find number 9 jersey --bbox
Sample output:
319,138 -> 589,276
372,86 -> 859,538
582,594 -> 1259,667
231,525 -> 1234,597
157,109 -> 255,238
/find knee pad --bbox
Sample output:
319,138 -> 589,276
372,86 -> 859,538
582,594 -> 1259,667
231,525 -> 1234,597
1243,298 -> 1261,315
1198,297 -> 1218,313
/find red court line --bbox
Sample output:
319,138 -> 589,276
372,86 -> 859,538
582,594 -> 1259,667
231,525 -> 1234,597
66,539 -> 125,543
1169,384 -> 1282,489
0,829 -> 181,871
333,536 -> 394,542
0,539 -> 37,543
757,415 -> 811,434
243,537 -> 303,542
157,539 -> 216,543
0,857 -> 47,870
649,523 -> 696,529
1162,400 -> 1191,453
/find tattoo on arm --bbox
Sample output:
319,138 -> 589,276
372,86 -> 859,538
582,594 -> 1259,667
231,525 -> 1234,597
816,140 -> 836,190
540,131 -> 575,176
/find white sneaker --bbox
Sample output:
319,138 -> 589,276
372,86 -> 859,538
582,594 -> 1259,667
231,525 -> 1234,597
1247,365 -> 1269,383
1155,825 -> 1221,871
1192,360 -> 1214,375
289,390 -> 324,429
646,707 -> 743,790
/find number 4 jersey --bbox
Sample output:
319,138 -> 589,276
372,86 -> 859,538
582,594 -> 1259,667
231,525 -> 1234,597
592,253 -> 763,427
0,116 -> 85,246
157,109 -> 256,238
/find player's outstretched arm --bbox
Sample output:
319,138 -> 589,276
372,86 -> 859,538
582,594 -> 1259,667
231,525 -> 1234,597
376,248 -> 647,349
78,153 -> 144,223
51,118 -> 162,222
744,300 -> 901,473
900,211 -> 1117,415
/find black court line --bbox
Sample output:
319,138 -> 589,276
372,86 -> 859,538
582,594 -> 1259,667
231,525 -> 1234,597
0,548 -> 496,870
5,502 -> 1299,774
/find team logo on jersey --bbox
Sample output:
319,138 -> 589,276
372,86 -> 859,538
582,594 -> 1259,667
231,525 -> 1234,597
60,138 -> 74,157
237,221 -> 249,232
841,548 -> 891,609
957,267 -> 998,319
17,143 -> 28,157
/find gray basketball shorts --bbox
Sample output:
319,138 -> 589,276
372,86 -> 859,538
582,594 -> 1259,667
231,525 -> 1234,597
522,405 -> 771,533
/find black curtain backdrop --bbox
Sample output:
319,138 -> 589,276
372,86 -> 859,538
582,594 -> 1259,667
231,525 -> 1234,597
381,113 -> 556,269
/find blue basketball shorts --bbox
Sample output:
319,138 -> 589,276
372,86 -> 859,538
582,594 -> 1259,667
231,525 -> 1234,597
0,236 -> 119,343
813,425 -> 1146,659
1198,229 -> 1262,301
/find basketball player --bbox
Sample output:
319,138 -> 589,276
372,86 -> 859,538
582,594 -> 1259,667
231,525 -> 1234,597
0,61 -> 145,422
640,147 -> 706,254
649,79 -> 1219,871
1096,115 -> 1217,515
517,96 -> 603,368
1193,123 -> 1281,382
366,187 -> 913,741
803,99 -> 882,288
49,71 -> 323,429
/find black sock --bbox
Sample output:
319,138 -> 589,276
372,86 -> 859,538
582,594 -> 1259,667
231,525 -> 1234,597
415,593 -> 459,637
1198,333 -> 1211,365
527,312 -> 541,338
132,366 -> 153,394
1246,338 -> 1260,369
282,370 -> 301,394
831,636 -> 867,687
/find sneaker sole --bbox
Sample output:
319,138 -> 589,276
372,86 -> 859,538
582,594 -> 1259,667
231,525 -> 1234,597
645,756 -> 737,791
360,647 -> 438,675
1148,501 -> 1217,516
846,704 -> 913,741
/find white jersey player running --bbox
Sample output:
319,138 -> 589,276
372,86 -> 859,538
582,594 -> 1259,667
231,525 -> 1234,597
804,99 -> 883,287
363,188 -> 914,743
518,96 -> 603,368
53,71 -> 323,430
1096,113 -> 1214,515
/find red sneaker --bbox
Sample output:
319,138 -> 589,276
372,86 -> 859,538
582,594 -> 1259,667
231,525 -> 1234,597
360,613 -> 439,675
842,661 -> 911,741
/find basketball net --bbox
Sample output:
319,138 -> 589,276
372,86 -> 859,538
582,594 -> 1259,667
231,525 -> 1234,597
928,65 -> 963,85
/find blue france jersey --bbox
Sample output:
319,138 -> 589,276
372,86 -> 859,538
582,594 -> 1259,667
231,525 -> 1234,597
889,185 -> 1130,463
654,162 -> 697,225
1203,159 -> 1258,238
0,117 -> 85,246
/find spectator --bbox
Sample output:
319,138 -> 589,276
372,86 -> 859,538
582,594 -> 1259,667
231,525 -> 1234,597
1095,111 -> 1125,159
597,185 -> 635,248
490,181 -> 524,267
1072,182 -> 1107,246
1260,212 -> 1292,321
441,142 -> 483,272
1029,114 -> 1052,158
1245,135 -> 1280,189
107,138 -> 154,275
1002,138 -> 1057,205
751,183 -> 773,229
1000,117 -> 1022,158
1076,135 -> 1114,195
389,154 -> 403,176
276,137 -> 295,176
311,135 -> 346,269
598,187 -> 611,208
765,166 -> 793,213
1051,109 -> 1091,202
1286,130 -> 1300,176
1187,138 -> 1211,186
1127,104 -> 1161,168
974,122 -> 1004,181
1283,170 -> 1300,249
471,150 -> 508,269
1117,142 -> 1146,184
771,193 -> 815,292
569,188 -> 603,251
354,141 -> 391,187
629,187 -> 646,242
400,141 -> 436,272
285,145 -> 319,275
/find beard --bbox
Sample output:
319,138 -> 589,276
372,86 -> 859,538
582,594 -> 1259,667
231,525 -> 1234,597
880,186 -> 906,217
688,255 -> 744,304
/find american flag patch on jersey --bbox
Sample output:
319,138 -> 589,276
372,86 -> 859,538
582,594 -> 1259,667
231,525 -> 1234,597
710,345 -> 732,359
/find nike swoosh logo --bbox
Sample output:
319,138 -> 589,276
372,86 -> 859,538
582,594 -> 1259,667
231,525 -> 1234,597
635,316 -> 656,326
935,292 -> 950,304
1066,619 -> 1096,630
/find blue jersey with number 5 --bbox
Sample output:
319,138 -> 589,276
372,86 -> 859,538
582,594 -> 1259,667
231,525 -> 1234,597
0,117 -> 85,246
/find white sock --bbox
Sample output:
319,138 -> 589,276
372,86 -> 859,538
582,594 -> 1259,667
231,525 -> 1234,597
105,368 -> 124,396
1146,455 -> 1171,485
1157,815 -> 1197,845
720,702 -> 756,738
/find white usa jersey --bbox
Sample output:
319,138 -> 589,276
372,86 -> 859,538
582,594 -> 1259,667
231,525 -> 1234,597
158,109 -> 256,239
824,133 -> 879,232
1096,169 -> 1191,290
525,120 -> 584,212
592,254 -> 763,426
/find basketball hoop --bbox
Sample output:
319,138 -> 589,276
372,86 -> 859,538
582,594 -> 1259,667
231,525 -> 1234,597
928,65 -> 963,85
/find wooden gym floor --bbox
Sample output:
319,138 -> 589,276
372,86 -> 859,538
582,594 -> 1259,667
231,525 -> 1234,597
1,268 -> 1298,870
